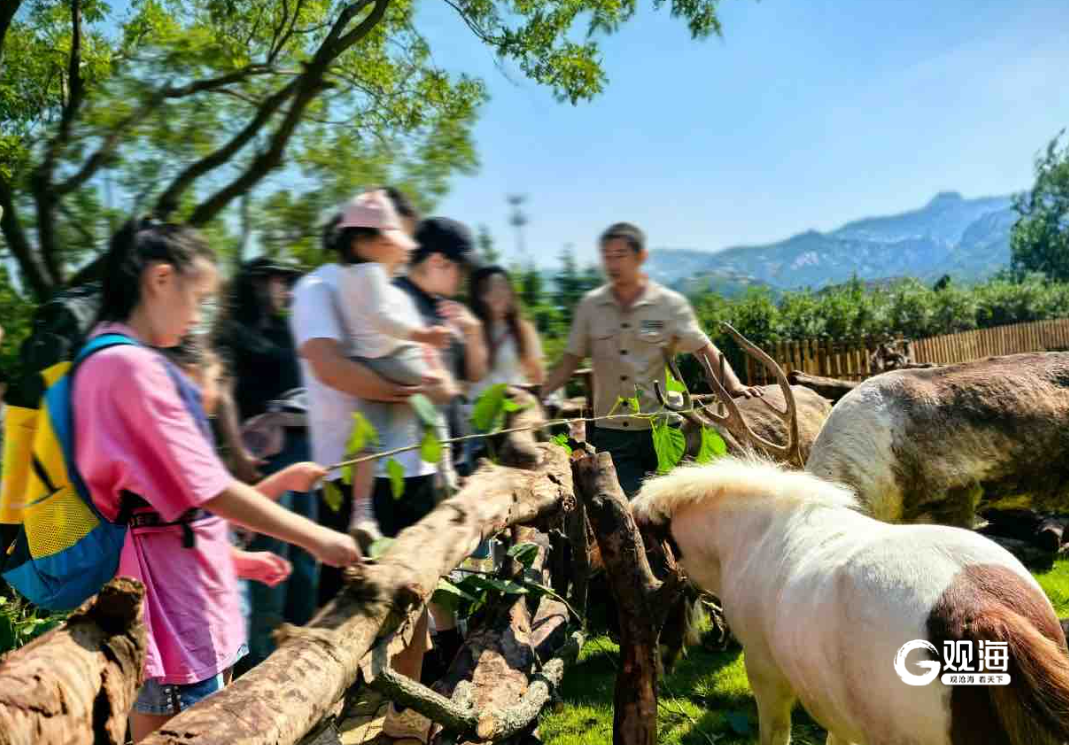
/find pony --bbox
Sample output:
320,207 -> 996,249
631,456 -> 1069,745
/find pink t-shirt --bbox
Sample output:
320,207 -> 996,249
73,324 -> 242,684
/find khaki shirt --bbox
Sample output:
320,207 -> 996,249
566,281 -> 709,430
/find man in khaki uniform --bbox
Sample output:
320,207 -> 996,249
541,222 -> 760,497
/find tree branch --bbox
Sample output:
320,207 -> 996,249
155,78 -> 300,218
59,0 -> 85,147
187,0 -> 389,226
0,175 -> 53,299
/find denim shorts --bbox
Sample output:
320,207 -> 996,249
134,645 -> 248,715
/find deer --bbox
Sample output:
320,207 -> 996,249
805,352 -> 1069,528
654,324 -> 833,469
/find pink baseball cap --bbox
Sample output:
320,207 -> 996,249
337,190 -> 418,251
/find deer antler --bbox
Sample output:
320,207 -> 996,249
653,352 -> 717,429
695,324 -> 802,468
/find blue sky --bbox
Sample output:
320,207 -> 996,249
415,0 -> 1069,268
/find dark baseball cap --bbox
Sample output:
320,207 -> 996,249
412,217 -> 479,267
242,256 -> 304,278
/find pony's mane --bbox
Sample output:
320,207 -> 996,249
631,455 -> 859,523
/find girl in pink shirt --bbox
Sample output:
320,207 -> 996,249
73,219 -> 361,742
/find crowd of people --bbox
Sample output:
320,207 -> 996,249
5,185 -> 758,742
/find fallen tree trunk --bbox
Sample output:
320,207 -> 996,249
573,448 -> 685,745
141,445 -> 573,745
0,577 -> 146,745
786,371 -> 858,403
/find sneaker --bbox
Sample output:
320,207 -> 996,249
382,703 -> 433,743
349,498 -> 384,554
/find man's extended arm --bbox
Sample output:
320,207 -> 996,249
695,342 -> 762,399
539,353 -> 582,400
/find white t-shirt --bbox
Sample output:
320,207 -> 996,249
290,263 -> 433,480
338,263 -> 423,359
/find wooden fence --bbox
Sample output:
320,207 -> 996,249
745,318 -> 1069,385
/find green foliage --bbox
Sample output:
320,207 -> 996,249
0,268 -> 36,379
696,426 -> 727,464
341,412 -> 378,485
322,480 -> 344,513
650,420 -> 686,474
0,593 -> 68,654
419,427 -> 442,464
383,457 -> 404,500
471,383 -> 509,433
1012,130 -> 1069,282
551,432 -> 573,455
368,536 -> 395,559
506,541 -> 540,568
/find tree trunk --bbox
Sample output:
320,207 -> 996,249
140,445 -> 573,745
573,449 -> 685,745
0,577 -> 146,745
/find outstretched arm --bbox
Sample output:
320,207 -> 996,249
694,342 -> 763,399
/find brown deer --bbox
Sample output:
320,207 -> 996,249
655,324 -> 832,469
806,352 -> 1069,528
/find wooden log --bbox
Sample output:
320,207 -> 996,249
563,497 -> 591,621
787,370 -> 858,403
142,445 -> 573,745
426,525 -> 560,743
474,631 -> 584,742
499,387 -> 546,470
0,577 -> 146,745
573,448 -> 685,745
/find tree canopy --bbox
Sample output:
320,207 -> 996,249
1012,129 -> 1069,282
0,0 -> 727,300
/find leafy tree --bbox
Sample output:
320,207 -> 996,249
1011,130 -> 1069,282
0,0 -> 728,300
476,224 -> 500,265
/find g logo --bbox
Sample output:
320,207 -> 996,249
894,640 -> 941,686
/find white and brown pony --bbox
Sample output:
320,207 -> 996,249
632,457 -> 1069,745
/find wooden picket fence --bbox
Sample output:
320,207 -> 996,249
745,318 -> 1069,385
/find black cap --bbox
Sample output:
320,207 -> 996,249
412,217 -> 478,267
242,256 -> 304,278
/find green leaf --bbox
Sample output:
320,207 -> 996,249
502,398 -> 526,414
551,433 -> 573,455
368,537 -> 395,559
696,427 -> 728,464
323,481 -> 344,512
471,383 -> 508,432
627,393 -> 641,413
432,578 -> 478,613
386,459 -> 405,501
651,422 -> 686,474
342,413 -> 378,485
665,364 -> 687,393
419,428 -> 442,464
465,574 -> 528,596
506,542 -> 540,569
409,394 -> 439,428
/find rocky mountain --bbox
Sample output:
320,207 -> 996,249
646,191 -> 1017,294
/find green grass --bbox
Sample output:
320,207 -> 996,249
541,558 -> 1069,745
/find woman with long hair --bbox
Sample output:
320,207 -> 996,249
467,265 -> 545,401
213,256 -> 318,671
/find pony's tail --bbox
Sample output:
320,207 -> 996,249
977,605 -> 1069,744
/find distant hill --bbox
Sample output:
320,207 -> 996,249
646,191 -> 1018,293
